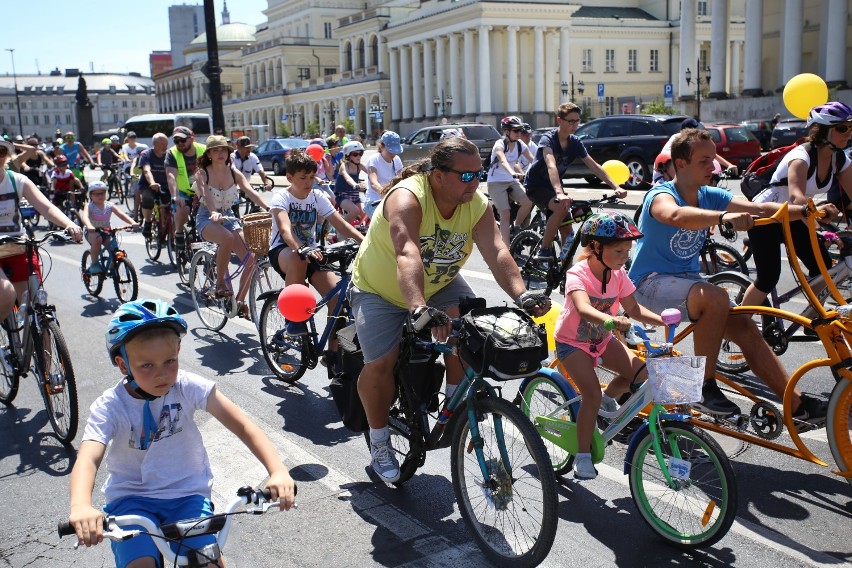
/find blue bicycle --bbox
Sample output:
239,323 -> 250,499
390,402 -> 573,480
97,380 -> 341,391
257,239 -> 359,383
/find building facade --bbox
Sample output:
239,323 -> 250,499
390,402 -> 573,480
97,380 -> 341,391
169,3 -> 206,69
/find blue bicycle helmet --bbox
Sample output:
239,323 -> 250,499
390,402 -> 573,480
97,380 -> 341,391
105,299 -> 187,365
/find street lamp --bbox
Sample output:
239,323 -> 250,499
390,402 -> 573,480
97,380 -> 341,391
370,99 -> 389,126
433,91 -> 453,118
684,59 -> 711,121
5,48 -> 23,137
560,74 -> 585,103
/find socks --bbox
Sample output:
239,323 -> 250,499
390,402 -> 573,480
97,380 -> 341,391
369,427 -> 389,444
445,383 -> 458,399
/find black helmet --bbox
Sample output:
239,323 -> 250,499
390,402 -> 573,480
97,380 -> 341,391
501,116 -> 524,131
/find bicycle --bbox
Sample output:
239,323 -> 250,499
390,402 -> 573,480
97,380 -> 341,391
371,301 -> 557,566
258,239 -> 359,382
145,198 -> 176,266
0,231 -> 79,443
48,189 -> 83,229
176,197 -> 201,285
518,309 -> 738,549
80,226 -> 139,302
58,485 -> 294,567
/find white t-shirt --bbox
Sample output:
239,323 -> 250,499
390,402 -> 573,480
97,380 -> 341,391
82,370 -> 215,502
364,152 -> 403,204
519,140 -> 538,171
122,143 -> 148,164
0,171 -> 26,236
753,145 -> 851,203
269,188 -> 336,249
488,139 -> 529,183
232,151 -> 264,178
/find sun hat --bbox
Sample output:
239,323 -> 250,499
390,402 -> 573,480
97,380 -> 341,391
236,135 -> 255,148
203,135 -> 231,152
0,139 -> 14,155
380,131 -> 404,154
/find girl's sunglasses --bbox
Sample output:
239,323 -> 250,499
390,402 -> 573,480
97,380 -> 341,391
349,151 -> 364,157
440,167 -> 485,183
834,124 -> 852,134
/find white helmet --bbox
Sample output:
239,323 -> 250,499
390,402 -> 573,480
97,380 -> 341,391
88,181 -> 109,193
343,141 -> 365,157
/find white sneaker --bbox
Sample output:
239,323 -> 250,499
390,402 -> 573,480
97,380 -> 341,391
600,392 -> 619,414
573,454 -> 598,480
370,437 -> 400,483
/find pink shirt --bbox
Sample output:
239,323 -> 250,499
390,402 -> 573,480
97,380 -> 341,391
554,259 -> 635,356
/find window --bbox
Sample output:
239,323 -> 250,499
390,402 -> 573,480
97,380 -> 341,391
628,49 -> 637,72
304,23 -> 309,37
114,113 -> 119,123
650,49 -> 659,72
324,68 -> 336,76
10,116 -> 15,125
122,100 -> 128,108
324,22 -> 332,39
297,67 -> 311,80
698,1 -> 708,16
55,114 -> 61,124
132,101 -> 137,107
0,117 -> 4,125
44,114 -> 49,124
605,96 -> 615,116
22,116 -> 28,125
42,102 -> 48,109
33,115 -> 39,125
700,49 -> 709,72
65,114 -> 71,123
582,49 -> 593,72
605,49 -> 615,72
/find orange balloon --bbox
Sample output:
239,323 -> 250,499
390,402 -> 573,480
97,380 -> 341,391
306,144 -> 325,162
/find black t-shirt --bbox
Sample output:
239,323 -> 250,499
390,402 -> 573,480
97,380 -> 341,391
524,130 -> 588,188
138,148 -> 168,192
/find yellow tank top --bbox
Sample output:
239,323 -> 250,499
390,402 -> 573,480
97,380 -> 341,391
352,173 -> 488,307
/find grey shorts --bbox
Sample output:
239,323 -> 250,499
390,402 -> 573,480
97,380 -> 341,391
487,179 -> 527,212
349,276 -> 475,363
633,272 -> 708,322
197,206 -> 241,236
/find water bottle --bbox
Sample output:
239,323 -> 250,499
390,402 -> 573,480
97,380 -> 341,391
558,234 -> 574,261
17,290 -> 28,328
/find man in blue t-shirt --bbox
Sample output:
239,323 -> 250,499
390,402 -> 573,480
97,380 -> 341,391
524,103 -> 625,260
629,128 -> 834,425
136,133 -> 170,238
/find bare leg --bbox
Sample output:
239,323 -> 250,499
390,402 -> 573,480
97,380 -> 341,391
358,346 -> 400,429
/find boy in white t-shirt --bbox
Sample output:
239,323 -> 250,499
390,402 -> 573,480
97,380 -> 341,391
68,299 -> 296,566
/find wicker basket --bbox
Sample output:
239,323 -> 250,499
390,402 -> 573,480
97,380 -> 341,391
242,212 -> 272,255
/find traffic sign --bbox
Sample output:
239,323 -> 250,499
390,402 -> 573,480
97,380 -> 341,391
349,107 -> 356,117
597,83 -> 605,103
281,114 -> 289,122
664,83 -> 673,108
374,112 -> 382,120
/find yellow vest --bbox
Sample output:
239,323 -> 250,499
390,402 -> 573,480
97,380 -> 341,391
170,143 -> 206,195
352,174 -> 488,308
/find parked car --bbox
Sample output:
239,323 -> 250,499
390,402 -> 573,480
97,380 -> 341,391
531,127 -> 554,145
740,118 -> 774,151
570,114 -> 689,190
255,137 -> 310,175
399,123 -> 501,168
704,123 -> 762,171
770,118 -> 809,149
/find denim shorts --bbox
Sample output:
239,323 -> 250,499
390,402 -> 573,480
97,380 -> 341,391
104,494 -> 215,568
349,276 -> 475,363
196,206 -> 241,236
555,341 -> 583,361
633,272 -> 707,322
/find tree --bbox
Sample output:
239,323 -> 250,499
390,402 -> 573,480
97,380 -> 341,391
642,99 -> 676,115
305,121 -> 320,137
341,119 -> 355,135
277,122 -> 292,137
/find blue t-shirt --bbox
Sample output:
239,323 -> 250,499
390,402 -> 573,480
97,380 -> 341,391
524,129 -> 588,188
60,141 -> 81,167
137,148 -> 168,191
628,181 -> 733,284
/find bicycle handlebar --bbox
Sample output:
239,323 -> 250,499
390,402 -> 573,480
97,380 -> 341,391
624,308 -> 681,358
752,200 -> 826,228
0,230 -> 69,247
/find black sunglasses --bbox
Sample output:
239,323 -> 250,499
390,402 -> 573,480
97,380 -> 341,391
440,167 -> 485,183
834,124 -> 852,134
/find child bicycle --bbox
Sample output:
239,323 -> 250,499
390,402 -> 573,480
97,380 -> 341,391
519,308 -> 738,549
80,226 -> 139,302
58,485 -> 295,567
145,198 -> 177,265
0,231 -> 79,443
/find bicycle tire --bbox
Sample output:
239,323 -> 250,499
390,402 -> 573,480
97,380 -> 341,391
509,229 -> 549,292
258,295 -> 309,382
33,319 -> 79,444
708,271 -> 754,374
249,259 -> 284,328
827,376 -> 852,487
165,235 -> 176,267
177,245 -> 191,284
80,251 -> 105,297
0,315 -> 20,405
519,373 -> 576,475
113,257 -> 139,302
451,396 -> 558,567
145,231 -> 162,261
379,380 -> 427,486
701,241 -> 749,276
628,421 -> 737,549
189,250 -> 228,331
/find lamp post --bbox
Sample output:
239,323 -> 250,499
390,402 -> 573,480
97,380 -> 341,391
370,99 -> 388,126
433,91 -> 453,118
684,59 -> 711,122
292,108 -> 304,135
560,74 -> 585,103
5,48 -> 23,137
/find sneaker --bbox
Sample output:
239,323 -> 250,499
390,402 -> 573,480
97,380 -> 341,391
791,394 -> 828,431
88,262 -> 104,275
285,320 -> 308,336
694,381 -> 739,416
600,392 -> 619,414
141,220 -> 152,239
509,225 -> 521,239
573,454 -> 598,480
370,437 -> 400,483
533,247 -> 555,262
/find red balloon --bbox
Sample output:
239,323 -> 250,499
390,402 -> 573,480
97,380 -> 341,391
277,284 -> 316,322
306,144 -> 325,163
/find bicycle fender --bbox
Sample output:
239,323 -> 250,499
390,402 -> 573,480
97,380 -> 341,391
257,289 -> 281,304
622,415 -> 691,474
518,367 -> 581,416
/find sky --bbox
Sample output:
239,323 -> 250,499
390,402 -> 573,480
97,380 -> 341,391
2,0 -> 268,77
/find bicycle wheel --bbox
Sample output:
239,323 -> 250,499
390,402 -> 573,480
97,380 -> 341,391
189,250 -> 228,331
80,251 -> 105,297
629,421 -> 737,548
701,241 -> 749,276
249,258 -> 284,328
708,271 -> 753,374
165,234 -> 176,266
509,229 -> 549,291
32,319 -> 79,443
827,376 -> 852,487
145,230 -> 162,261
0,316 -> 20,405
258,295 -> 309,382
451,396 -> 558,567
112,257 -> 139,302
177,245 -> 191,284
519,373 -> 576,475
378,381 -> 427,486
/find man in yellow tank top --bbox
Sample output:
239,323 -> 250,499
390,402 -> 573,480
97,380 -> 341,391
350,137 -> 551,483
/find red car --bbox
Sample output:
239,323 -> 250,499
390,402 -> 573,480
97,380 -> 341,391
704,123 -> 762,172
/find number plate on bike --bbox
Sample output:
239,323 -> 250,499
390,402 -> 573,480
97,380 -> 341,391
668,457 -> 692,480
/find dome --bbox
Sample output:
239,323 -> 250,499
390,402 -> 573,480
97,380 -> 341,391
189,22 -> 256,46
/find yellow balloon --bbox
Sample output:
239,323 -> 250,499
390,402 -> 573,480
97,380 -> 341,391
601,160 -> 630,186
532,300 -> 562,352
783,73 -> 829,119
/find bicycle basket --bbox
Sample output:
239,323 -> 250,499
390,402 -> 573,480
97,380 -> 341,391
646,356 -> 705,405
459,306 -> 548,380
242,211 -> 272,255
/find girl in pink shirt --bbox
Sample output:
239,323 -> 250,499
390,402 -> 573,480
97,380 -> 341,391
554,212 -> 664,479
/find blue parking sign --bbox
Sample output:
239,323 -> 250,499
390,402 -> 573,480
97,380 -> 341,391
664,83 -> 673,98
597,83 -> 605,102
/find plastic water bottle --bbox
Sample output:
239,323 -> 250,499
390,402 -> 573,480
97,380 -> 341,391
558,234 -> 574,261
17,290 -> 28,328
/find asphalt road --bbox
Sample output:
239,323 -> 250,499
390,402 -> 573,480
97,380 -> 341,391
0,174 -> 850,567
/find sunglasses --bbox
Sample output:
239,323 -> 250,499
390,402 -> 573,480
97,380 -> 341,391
349,151 -> 364,157
835,124 -> 852,134
174,137 -> 190,144
558,117 -> 581,125
440,167 -> 485,183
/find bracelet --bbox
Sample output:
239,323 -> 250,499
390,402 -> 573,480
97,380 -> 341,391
801,204 -> 809,218
718,212 -> 726,226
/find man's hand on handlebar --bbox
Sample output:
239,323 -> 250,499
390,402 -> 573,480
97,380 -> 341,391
612,188 -> 628,199
412,305 -> 452,343
720,211 -> 753,231
515,291 -> 551,317
297,245 -> 323,261
816,202 -> 839,219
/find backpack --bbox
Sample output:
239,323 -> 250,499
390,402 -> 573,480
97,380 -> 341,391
740,142 -> 846,201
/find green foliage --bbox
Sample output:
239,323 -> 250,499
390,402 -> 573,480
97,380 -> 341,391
305,121 -> 320,137
277,122 -> 292,137
341,119 -> 355,135
642,99 -> 676,115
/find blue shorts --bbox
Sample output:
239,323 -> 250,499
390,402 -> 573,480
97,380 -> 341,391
103,494 -> 215,568
555,341 -> 583,361
197,206 -> 241,236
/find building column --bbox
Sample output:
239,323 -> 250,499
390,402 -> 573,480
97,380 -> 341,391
423,40 -> 434,118
825,0 -> 848,87
742,0 -> 763,95
449,33 -> 460,116
679,0 -> 696,99
351,40 -> 358,73
729,40 -> 742,96
709,0 -> 729,97
435,35 -> 446,111
339,43 -> 345,72
781,0 -> 803,85
389,47 -> 401,122
463,29 -> 476,115
400,45 -> 412,120
478,26 -> 492,115
378,37 -> 387,74
411,42 -> 423,119
533,27 -> 545,112
505,26 -> 519,112
559,27 -> 570,104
